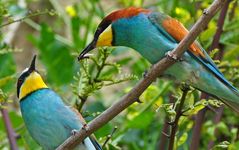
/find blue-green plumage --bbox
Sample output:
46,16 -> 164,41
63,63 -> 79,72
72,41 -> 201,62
113,13 -> 176,63
20,88 -> 99,150
111,12 -> 239,111
71,7 -> 239,113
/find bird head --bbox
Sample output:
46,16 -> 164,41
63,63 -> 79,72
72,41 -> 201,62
17,55 -> 48,100
78,7 -> 151,60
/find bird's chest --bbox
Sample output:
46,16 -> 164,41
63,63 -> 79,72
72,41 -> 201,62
20,94 -> 71,149
113,18 -> 177,64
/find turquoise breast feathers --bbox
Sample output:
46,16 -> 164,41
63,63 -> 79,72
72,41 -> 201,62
20,88 -> 81,149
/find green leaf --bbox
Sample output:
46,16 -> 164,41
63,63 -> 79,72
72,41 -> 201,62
183,99 -> 207,116
108,143 -> 121,150
177,132 -> 188,147
212,141 -> 230,150
71,17 -> 82,49
126,111 -> 154,129
0,75 -> 15,88
95,123 -> 113,138
216,122 -> 229,136
0,53 -> 16,91
200,22 -> 216,42
224,45 -> 239,60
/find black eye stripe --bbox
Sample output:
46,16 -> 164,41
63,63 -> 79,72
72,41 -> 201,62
93,19 -> 112,42
17,70 -> 31,98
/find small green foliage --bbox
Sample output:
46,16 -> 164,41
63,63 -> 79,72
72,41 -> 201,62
183,99 -> 208,116
160,103 -> 176,121
0,89 -> 7,108
208,99 -> 224,108
72,47 -> 137,111
177,132 -> 188,147
212,141 -> 230,150
0,8 -> 57,28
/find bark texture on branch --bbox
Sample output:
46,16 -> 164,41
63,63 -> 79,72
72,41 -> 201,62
57,0 -> 226,149
1,109 -> 18,150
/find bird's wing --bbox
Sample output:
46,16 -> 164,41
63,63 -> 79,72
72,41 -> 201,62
148,12 -> 237,92
71,107 -> 87,124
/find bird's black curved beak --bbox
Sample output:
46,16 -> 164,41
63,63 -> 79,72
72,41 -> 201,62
78,41 -> 96,61
29,55 -> 37,72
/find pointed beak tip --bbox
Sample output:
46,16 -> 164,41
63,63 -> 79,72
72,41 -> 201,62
77,53 -> 85,61
78,43 -> 95,61
29,55 -> 37,71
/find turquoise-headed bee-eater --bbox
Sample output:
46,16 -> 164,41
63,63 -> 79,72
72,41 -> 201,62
79,7 -> 239,113
18,55 -> 102,150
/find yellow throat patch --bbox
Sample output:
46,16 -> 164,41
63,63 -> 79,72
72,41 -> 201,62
96,25 -> 113,47
19,71 -> 48,100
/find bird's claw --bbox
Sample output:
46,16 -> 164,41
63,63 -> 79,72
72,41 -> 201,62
143,70 -> 148,78
165,51 -> 182,62
203,9 -> 209,15
81,123 -> 89,132
71,129 -> 79,136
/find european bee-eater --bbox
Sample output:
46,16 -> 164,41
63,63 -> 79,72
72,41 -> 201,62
18,55 -> 102,150
79,7 -> 239,113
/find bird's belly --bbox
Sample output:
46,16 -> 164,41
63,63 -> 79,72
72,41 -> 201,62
144,50 -> 203,85
20,100 -> 72,149
152,52 -> 218,91
165,58 -> 201,85
22,110 -> 70,149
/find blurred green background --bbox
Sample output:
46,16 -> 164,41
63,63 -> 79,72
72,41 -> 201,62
1,0 -> 239,149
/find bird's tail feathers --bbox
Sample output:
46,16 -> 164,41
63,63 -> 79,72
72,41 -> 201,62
220,87 -> 239,113
89,136 -> 103,150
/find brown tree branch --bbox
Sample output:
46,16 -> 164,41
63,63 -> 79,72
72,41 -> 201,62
1,108 -> 18,150
168,85 -> 190,150
157,94 -> 175,150
210,0 -> 231,51
56,0 -> 226,149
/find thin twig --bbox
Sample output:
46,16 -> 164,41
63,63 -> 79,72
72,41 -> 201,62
102,126 -> 118,148
158,94 -> 174,150
77,96 -> 87,112
56,1 -> 226,149
1,108 -> 18,150
0,10 -> 52,28
95,50 -> 108,80
210,0 -> 231,52
168,85 -> 190,150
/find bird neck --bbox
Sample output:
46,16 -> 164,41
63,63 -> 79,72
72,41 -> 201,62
19,72 -> 48,100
